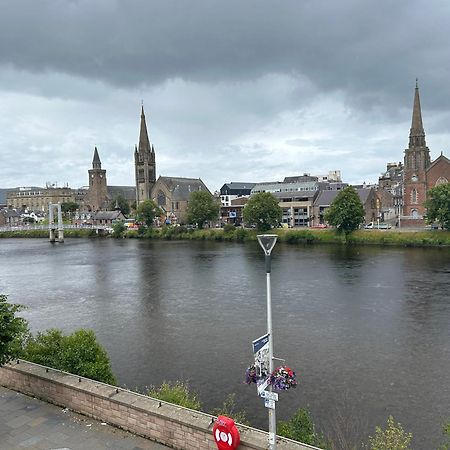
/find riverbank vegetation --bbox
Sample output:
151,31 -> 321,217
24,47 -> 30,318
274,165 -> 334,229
125,226 -> 450,247
0,228 -> 97,238
3,226 -> 449,246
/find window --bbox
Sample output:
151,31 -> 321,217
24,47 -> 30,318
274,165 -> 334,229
411,189 -> 418,204
157,191 -> 166,207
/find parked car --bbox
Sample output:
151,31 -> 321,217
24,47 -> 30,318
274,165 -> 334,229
364,222 -> 391,229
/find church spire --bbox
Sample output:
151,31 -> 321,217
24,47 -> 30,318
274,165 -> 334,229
409,79 -> 426,148
92,146 -> 101,169
138,105 -> 151,154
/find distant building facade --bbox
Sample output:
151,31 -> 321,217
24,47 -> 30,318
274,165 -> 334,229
219,182 -> 255,206
7,186 -> 75,212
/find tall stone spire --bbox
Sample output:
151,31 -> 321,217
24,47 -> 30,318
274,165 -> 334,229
403,80 -> 431,220
138,105 -> 151,154
135,104 -> 156,204
409,79 -> 426,148
92,146 -> 101,169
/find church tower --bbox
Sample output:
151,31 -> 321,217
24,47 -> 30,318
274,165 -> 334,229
403,81 -> 431,218
87,147 -> 108,211
134,105 -> 156,204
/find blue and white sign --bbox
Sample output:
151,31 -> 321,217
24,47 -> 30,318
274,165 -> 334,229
252,333 -> 270,393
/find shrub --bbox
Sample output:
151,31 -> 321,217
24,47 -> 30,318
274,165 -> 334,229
212,393 -> 250,425
365,416 -> 412,450
278,407 -> 331,449
21,328 -> 116,385
147,381 -> 201,410
0,294 -> 29,366
223,224 -> 235,233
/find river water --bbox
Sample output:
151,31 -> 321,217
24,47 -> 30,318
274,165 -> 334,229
0,238 -> 449,449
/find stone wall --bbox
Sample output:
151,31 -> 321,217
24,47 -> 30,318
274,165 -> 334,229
0,360 -> 319,450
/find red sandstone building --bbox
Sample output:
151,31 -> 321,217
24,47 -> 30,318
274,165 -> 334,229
402,82 -> 450,225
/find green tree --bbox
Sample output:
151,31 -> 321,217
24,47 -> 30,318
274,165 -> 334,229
112,221 -> 126,238
424,183 -> 450,230
243,192 -> 282,231
187,191 -> 219,229
147,381 -> 201,410
365,416 -> 412,450
61,202 -> 79,219
0,294 -> 29,366
278,408 -> 331,449
109,194 -> 131,216
21,328 -> 116,385
136,200 -> 162,227
324,186 -> 365,234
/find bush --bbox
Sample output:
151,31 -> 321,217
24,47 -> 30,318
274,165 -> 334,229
21,328 -> 116,385
212,393 -> 250,425
365,416 -> 412,450
223,224 -> 235,233
278,408 -> 331,449
112,221 -> 126,238
147,381 -> 201,410
0,294 -> 29,366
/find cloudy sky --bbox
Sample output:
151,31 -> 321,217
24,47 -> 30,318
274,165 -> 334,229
1,0 -> 450,192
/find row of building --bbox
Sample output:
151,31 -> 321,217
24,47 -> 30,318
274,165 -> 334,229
1,82 -> 449,229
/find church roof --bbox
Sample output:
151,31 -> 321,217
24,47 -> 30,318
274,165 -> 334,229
93,210 -> 125,221
107,186 -> 136,201
427,153 -> 450,171
157,176 -> 211,201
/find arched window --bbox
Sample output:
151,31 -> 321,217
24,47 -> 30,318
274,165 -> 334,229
411,209 -> 419,219
435,177 -> 448,186
157,191 -> 166,207
411,189 -> 418,204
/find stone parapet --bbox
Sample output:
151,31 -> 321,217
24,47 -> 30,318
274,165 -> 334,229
0,360 -> 319,450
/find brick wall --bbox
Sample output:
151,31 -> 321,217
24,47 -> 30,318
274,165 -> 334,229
0,360 -> 319,450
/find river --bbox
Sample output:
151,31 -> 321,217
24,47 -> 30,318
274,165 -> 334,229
0,238 -> 449,449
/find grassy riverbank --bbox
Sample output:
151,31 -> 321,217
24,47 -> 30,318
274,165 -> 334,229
0,229 -> 97,238
2,226 -> 449,246
128,226 -> 450,247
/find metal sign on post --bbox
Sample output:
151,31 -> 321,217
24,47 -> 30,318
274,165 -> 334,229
252,333 -> 270,386
260,391 -> 279,402
265,399 -> 276,409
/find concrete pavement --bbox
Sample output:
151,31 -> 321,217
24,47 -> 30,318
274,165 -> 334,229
0,385 -> 168,450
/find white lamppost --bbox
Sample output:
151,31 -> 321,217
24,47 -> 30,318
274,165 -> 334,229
257,234 -> 278,450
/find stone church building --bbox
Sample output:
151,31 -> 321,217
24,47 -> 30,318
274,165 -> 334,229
134,106 -> 211,224
402,82 -> 450,225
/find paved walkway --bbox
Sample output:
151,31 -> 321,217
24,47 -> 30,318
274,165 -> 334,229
0,386 -> 168,450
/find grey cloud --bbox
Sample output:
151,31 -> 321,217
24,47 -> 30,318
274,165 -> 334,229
1,0 -> 450,110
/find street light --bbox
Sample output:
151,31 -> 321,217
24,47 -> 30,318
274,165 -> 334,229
257,234 -> 278,450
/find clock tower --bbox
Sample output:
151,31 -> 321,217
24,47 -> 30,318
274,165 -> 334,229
87,147 -> 108,211
403,81 -> 431,218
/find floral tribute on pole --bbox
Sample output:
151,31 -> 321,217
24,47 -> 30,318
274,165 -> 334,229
269,366 -> 297,391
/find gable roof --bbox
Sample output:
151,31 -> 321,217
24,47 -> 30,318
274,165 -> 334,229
427,153 -> 450,171
157,177 -> 211,201
93,211 -> 125,221
108,186 -> 136,201
314,188 -> 373,206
